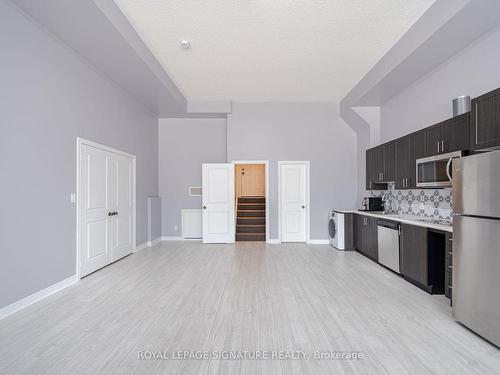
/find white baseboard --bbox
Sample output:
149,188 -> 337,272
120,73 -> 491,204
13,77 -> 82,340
148,237 -> 162,247
135,237 -> 162,253
135,241 -> 149,252
267,239 -> 281,244
0,275 -> 77,320
161,236 -> 201,241
307,239 -> 330,245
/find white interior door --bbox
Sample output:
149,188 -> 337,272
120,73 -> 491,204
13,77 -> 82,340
80,142 -> 134,277
202,163 -> 235,243
280,162 -> 307,242
111,154 -> 133,261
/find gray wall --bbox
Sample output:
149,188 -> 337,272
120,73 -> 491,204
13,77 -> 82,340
381,26 -> 500,142
227,102 -> 357,240
148,197 -> 162,242
158,118 -> 227,237
0,1 -> 158,308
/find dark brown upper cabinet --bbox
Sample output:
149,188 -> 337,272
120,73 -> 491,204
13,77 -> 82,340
471,87 -> 500,150
444,113 -> 470,152
425,124 -> 443,156
372,145 -> 385,182
395,136 -> 410,189
383,141 -> 396,182
408,130 -> 426,189
365,142 -> 396,189
366,147 -> 387,190
424,113 -> 470,156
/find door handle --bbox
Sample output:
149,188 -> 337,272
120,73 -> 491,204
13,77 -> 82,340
203,206 -> 207,209
446,157 -> 453,182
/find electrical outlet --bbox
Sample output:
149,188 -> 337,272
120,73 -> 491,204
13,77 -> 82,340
174,225 -> 178,231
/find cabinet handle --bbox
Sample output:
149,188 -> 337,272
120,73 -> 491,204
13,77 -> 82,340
441,140 -> 444,152
437,141 -> 440,153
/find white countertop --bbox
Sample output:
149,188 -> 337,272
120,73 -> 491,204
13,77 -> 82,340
333,209 -> 452,232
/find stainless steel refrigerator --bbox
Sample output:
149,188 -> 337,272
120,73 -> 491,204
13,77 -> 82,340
452,151 -> 500,347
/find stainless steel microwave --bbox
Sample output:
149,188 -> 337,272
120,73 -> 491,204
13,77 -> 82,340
416,151 -> 464,188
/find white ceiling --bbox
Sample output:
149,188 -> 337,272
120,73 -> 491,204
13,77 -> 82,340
114,0 -> 435,103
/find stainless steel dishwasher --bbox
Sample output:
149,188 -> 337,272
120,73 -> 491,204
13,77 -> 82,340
377,219 -> 400,273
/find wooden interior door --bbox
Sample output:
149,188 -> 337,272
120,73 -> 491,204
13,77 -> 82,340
235,164 -> 265,197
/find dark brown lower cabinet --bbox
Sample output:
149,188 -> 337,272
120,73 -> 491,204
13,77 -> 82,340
354,214 -> 378,261
445,233 -> 453,302
400,224 -> 445,294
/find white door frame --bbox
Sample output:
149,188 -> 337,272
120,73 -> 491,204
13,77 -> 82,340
278,161 -> 310,243
76,137 -> 136,280
231,160 -> 270,243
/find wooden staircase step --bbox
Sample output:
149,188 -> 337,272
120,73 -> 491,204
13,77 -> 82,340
236,233 -> 266,241
238,211 -> 265,218
236,224 -> 266,233
237,218 -> 265,225
238,204 -> 265,211
238,196 -> 265,204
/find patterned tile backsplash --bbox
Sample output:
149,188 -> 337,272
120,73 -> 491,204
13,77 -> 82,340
370,183 -> 453,224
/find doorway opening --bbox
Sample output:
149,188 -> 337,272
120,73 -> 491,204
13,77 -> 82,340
234,162 -> 268,241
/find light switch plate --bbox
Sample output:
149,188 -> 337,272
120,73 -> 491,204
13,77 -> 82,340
70,193 -> 77,203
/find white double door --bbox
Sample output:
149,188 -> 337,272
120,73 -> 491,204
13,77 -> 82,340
80,143 -> 134,277
202,163 -> 235,243
280,162 -> 308,242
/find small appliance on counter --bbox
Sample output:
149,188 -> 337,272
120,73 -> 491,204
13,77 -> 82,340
359,196 -> 383,212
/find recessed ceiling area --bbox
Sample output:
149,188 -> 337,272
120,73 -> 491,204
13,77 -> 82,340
114,0 -> 435,103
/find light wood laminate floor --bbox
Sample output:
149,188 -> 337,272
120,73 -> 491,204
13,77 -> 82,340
1,241 -> 499,374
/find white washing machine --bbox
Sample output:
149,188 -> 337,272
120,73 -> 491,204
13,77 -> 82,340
329,210 -> 345,250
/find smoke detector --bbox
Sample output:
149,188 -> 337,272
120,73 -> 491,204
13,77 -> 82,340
180,40 -> 191,50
